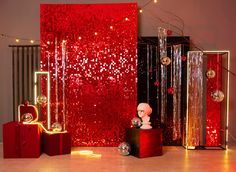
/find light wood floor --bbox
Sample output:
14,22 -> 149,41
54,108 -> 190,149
0,143 -> 236,172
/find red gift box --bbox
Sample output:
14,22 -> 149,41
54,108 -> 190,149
125,128 -> 163,158
3,122 -> 42,158
42,131 -> 71,156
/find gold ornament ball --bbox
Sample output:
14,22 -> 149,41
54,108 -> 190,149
211,90 -> 224,102
206,69 -> 216,79
21,113 -> 33,123
36,95 -> 47,105
51,122 -> 62,132
161,56 -> 171,66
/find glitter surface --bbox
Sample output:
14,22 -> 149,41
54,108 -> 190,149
206,54 -> 222,146
40,4 -> 137,146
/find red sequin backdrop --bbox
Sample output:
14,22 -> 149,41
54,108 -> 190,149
40,4 -> 137,146
206,54 -> 222,146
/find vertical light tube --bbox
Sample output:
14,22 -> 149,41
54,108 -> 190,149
158,27 -> 167,124
55,38 -> 59,123
34,71 -> 51,130
62,40 -> 66,130
186,51 -> 203,149
173,44 -> 182,140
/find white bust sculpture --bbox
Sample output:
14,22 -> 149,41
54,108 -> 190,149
137,103 -> 152,129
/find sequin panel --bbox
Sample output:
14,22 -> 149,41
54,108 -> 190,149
206,54 -> 222,146
40,4 -> 138,146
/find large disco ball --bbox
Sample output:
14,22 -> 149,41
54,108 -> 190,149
211,90 -> 224,102
21,113 -> 33,123
118,142 -> 131,156
131,117 -> 142,128
51,122 -> 62,132
36,95 -> 47,106
206,69 -> 216,79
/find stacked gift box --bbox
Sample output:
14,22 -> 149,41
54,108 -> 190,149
3,121 -> 71,158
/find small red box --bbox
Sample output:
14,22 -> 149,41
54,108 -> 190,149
125,128 -> 163,158
3,122 -> 42,158
42,132 -> 71,156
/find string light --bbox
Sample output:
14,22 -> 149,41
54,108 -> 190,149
154,0 -> 158,3
139,9 -> 143,13
15,39 -> 20,43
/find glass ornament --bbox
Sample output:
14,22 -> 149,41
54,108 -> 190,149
117,142 -> 131,156
206,69 -> 216,79
21,113 -> 33,123
36,95 -> 47,105
211,90 -> 224,102
167,87 -> 174,94
160,56 -> 171,66
131,117 -> 142,128
51,122 -> 62,132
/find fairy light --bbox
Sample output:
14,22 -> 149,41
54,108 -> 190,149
110,26 -> 113,30
15,39 -> 20,43
139,9 -> 143,13
154,0 -> 158,3
78,36 -> 82,40
30,40 -> 34,44
125,17 -> 129,21
94,32 -> 98,36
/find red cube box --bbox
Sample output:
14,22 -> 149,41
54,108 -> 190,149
3,122 -> 42,158
42,131 -> 71,156
125,128 -> 163,158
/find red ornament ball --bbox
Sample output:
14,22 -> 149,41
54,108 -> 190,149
181,55 -> 187,61
167,87 -> 174,94
167,30 -> 173,36
154,81 -> 160,86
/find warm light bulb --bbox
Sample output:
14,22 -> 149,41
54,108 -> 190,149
47,41 -> 50,45
30,40 -> 34,44
15,39 -> 19,43
125,17 -> 129,21
78,36 -> 82,40
139,9 -> 143,13
94,32 -> 98,36
154,0 -> 158,3
110,26 -> 113,30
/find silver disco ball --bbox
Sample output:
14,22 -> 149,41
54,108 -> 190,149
118,142 -> 131,156
131,117 -> 142,128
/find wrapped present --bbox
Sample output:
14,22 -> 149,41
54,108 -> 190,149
125,128 -> 163,158
3,122 -> 42,158
42,131 -> 71,156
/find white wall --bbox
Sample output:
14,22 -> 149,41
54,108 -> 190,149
0,0 -> 236,146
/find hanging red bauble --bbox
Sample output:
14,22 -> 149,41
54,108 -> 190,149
181,55 -> 187,61
154,81 -> 160,86
167,87 -> 174,94
167,29 -> 173,36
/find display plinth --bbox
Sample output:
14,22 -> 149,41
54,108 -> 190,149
3,122 -> 42,158
125,128 -> 163,158
42,131 -> 71,156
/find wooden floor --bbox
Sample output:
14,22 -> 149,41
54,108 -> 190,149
0,143 -> 236,172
